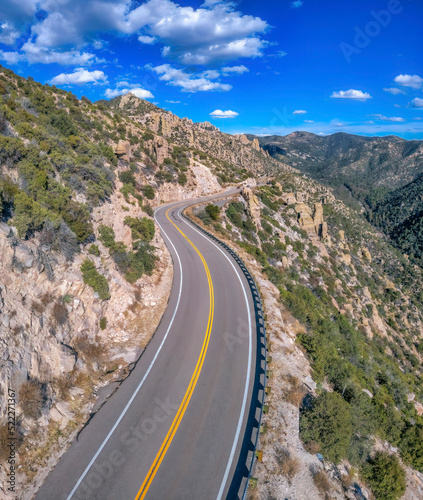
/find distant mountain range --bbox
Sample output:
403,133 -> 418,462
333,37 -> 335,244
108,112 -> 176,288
249,131 -> 423,263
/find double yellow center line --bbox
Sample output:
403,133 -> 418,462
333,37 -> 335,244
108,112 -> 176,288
134,207 -> 215,500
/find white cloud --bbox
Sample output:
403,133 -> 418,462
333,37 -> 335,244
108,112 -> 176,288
49,68 -> 108,85
221,65 -> 249,75
210,109 -> 239,119
304,120 -> 314,123
371,114 -> 404,122
0,50 -> 23,65
165,100 -> 181,103
330,89 -> 372,101
411,98 -> 423,108
0,22 -> 20,45
105,86 -> 154,99
383,87 -> 405,95
151,64 -> 232,92
291,1 -> 303,7
293,109 -> 307,114
21,41 -> 97,65
394,74 -> 423,90
138,35 -> 156,45
126,0 -> 269,64
0,0 -> 270,67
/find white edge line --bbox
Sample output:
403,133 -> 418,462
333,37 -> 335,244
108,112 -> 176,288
178,209 -> 253,500
65,205 -> 184,500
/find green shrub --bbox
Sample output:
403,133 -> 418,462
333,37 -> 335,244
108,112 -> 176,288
399,423 -> 423,472
99,317 -> 107,330
178,172 -> 188,185
362,452 -> 406,500
124,216 -> 155,242
89,244 -> 100,256
118,170 -> 136,186
81,260 -> 110,300
300,391 -> 353,463
205,204 -> 220,221
142,185 -> 155,200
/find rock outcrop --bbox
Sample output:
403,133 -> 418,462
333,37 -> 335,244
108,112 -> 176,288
242,187 -> 261,228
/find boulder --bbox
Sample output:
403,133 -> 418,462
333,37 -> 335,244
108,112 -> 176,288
14,243 -> 34,269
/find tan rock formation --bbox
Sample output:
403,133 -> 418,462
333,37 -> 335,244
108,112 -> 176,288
294,203 -> 315,234
313,202 -> 326,238
153,136 -> 169,165
114,140 -> 130,160
236,134 -> 251,146
242,187 -> 261,228
342,253 -> 352,265
361,247 -> 372,262
251,138 -> 260,151
281,193 -> 296,205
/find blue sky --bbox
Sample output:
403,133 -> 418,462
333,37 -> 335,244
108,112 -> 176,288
0,0 -> 422,138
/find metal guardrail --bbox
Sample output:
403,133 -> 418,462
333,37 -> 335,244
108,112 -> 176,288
182,210 -> 267,500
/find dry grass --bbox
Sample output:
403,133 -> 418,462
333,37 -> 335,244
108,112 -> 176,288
0,423 -> 11,462
311,467 -> 331,494
52,300 -> 68,326
284,374 -> 307,407
275,446 -> 300,481
53,375 -> 73,400
72,335 -> 105,362
19,380 -> 44,419
40,291 -> 55,307
304,441 -> 321,454
32,300 -> 45,315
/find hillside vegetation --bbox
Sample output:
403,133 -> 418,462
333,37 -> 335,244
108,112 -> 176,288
191,173 -> 423,499
252,131 -> 423,266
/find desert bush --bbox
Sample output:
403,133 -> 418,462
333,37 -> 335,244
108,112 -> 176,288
73,335 -> 104,361
32,301 -> 45,315
205,204 -> 220,221
100,317 -> 107,330
89,244 -> 100,256
362,452 -> 406,500
80,260 -> 110,300
275,446 -> 299,480
300,391 -> 352,464
124,216 -> 155,242
142,185 -> 155,200
178,172 -> 187,185
311,467 -> 331,494
284,375 -> 306,407
52,300 -> 68,325
118,170 -> 136,186
19,380 -> 43,419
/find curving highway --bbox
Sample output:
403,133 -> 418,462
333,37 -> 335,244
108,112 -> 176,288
35,189 -> 257,500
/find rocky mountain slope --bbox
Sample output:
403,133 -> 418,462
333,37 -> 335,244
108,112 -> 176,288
189,171 -> 423,500
371,174 -> 423,265
251,131 -> 423,266
251,131 -> 423,193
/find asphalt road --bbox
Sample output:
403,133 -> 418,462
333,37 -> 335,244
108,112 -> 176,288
34,188 -> 257,500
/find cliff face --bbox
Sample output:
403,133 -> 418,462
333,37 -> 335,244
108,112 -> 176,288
104,93 -> 286,180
